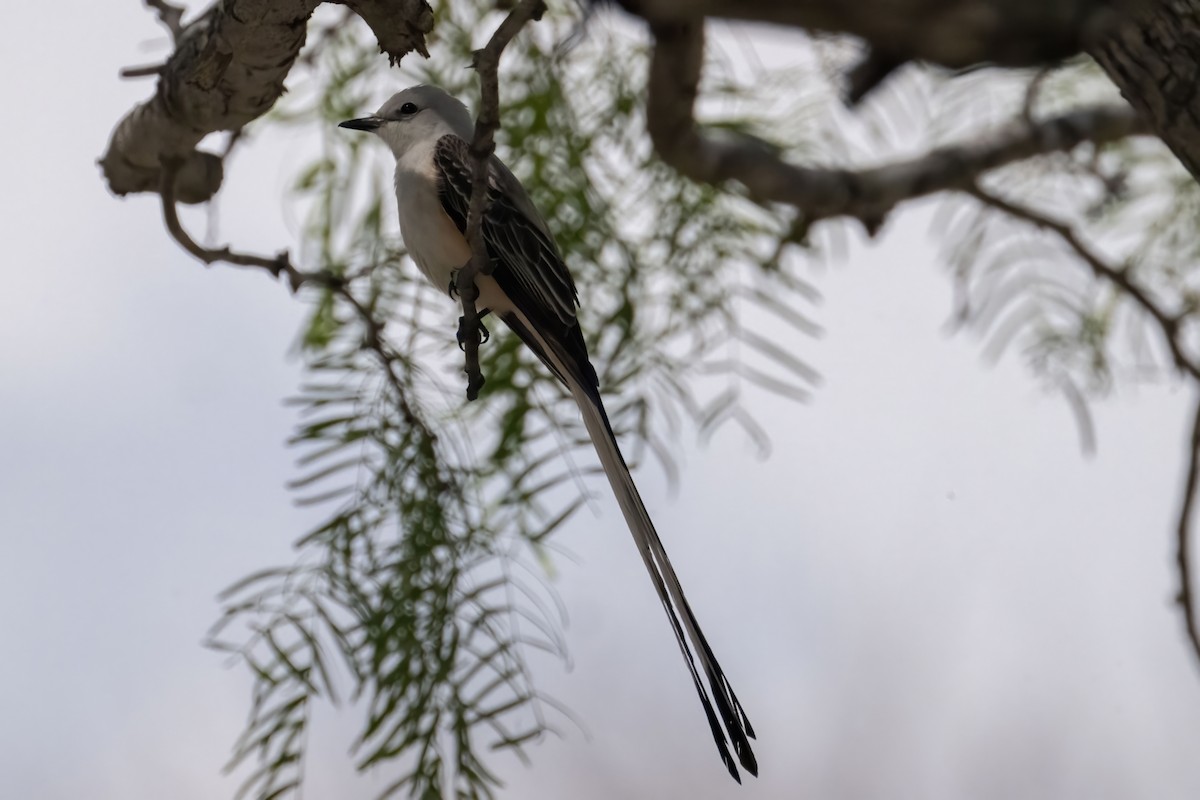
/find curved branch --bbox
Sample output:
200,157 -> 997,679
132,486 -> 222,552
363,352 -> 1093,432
646,22 -> 1149,235
159,158 -> 322,291
621,0 -> 1113,68
965,182 -> 1200,667
100,0 -> 433,204
158,160 -> 426,431
968,184 -> 1200,381
629,2 -> 1200,192
1177,396 -> 1200,668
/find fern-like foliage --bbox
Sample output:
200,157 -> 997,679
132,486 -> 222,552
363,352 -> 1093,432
908,58 -> 1199,447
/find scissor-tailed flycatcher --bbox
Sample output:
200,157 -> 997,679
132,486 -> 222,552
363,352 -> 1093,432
340,85 -> 757,782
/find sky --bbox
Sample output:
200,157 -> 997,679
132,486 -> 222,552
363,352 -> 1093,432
1,3 -> 1199,799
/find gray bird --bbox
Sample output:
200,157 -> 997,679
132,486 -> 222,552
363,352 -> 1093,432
340,85 -> 757,781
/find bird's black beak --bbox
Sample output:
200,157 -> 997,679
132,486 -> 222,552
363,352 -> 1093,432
339,116 -> 382,132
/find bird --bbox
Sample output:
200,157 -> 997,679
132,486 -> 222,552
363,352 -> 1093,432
340,85 -> 757,782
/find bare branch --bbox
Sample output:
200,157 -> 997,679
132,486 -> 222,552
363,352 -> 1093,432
646,22 -> 1149,235
967,184 -> 1200,381
102,0 -> 433,204
457,0 -> 547,401
159,159 -> 425,432
159,158 -> 305,288
119,62 -> 167,80
1176,396 -> 1200,668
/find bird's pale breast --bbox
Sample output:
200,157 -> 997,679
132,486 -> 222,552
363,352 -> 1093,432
394,153 -> 470,294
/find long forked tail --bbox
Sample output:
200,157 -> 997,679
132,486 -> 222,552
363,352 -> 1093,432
570,380 -> 758,782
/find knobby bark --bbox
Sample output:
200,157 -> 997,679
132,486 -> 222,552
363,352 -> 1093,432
100,0 -> 432,204
1089,0 -> 1200,182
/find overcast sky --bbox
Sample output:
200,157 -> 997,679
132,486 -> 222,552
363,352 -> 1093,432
2,3 -> 1199,799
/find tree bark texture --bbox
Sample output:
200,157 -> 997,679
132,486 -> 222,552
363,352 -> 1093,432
100,0 -> 432,204
1089,1 -> 1200,182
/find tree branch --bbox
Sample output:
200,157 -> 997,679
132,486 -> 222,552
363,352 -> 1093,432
158,160 -> 424,430
101,0 -> 433,204
159,158 -> 309,289
626,1 -> 1200,195
621,0 -> 1115,69
1088,1 -> 1200,184
646,22 -> 1149,235
967,181 -> 1200,665
967,184 -> 1200,381
457,0 -> 547,401
1176,395 -> 1200,668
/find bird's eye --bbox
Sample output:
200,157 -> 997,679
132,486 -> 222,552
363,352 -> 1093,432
399,102 -> 418,115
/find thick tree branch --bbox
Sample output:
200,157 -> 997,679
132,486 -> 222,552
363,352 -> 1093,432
1089,1 -> 1200,183
647,22 -> 1149,235
627,1 -> 1200,189
621,0 -> 1115,68
457,0 -> 547,401
1177,396 -> 1200,668
101,0 -> 433,204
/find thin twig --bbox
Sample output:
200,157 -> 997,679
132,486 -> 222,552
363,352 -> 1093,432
971,182 -> 1200,671
120,62 -> 167,79
1176,396 -> 1200,668
144,0 -> 185,43
158,159 -> 430,438
968,184 -> 1200,380
159,158 -> 308,289
457,0 -> 547,401
335,287 -> 427,433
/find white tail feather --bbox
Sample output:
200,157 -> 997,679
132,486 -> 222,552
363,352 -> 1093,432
568,379 -> 757,781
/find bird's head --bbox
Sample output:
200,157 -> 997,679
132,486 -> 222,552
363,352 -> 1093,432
339,85 -> 473,159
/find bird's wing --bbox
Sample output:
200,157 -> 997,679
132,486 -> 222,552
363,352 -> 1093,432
433,134 -> 582,340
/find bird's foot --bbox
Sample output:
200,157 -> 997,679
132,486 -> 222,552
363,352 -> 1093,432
457,315 -> 490,351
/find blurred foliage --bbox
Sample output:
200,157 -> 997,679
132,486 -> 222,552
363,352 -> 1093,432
211,2 -> 821,798
917,57 -> 1198,449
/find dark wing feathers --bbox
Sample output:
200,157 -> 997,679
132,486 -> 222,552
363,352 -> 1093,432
433,135 -> 583,339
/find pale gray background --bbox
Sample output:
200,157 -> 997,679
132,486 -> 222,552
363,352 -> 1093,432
2,4 -> 1199,798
